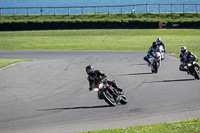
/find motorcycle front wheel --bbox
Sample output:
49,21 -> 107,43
151,61 -> 158,73
194,67 -> 200,80
120,95 -> 128,105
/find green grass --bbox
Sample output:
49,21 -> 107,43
0,29 -> 199,57
81,118 -> 200,133
0,13 -> 200,23
0,59 -> 31,69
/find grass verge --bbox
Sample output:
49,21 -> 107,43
0,59 -> 32,69
0,13 -> 200,23
81,118 -> 200,133
0,29 -> 199,57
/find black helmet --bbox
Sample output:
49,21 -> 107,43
152,41 -> 157,48
86,65 -> 94,75
180,46 -> 187,54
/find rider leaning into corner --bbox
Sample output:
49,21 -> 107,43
143,41 -> 161,66
179,46 -> 199,74
85,65 -> 123,94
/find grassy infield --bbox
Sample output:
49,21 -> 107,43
0,13 -> 200,132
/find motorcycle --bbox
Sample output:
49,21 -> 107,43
159,45 -> 165,60
151,51 -> 161,73
92,79 -> 128,106
186,58 -> 199,80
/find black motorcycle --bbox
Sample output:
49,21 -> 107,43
186,58 -> 199,80
92,79 -> 128,106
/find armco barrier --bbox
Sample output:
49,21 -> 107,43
0,21 -> 200,31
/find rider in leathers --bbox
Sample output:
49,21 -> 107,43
86,65 -> 123,94
179,46 -> 199,73
156,38 -> 166,60
144,41 -> 161,66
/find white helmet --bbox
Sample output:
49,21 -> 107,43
180,46 -> 187,53
156,38 -> 161,44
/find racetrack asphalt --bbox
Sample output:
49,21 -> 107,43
0,50 -> 200,133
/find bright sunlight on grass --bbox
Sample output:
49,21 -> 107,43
0,29 -> 200,57
81,118 -> 200,133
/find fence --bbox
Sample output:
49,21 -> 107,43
0,4 -> 200,16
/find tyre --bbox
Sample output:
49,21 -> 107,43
154,62 -> 158,73
151,62 -> 158,73
102,91 -> 116,106
194,67 -> 200,80
120,95 -> 128,105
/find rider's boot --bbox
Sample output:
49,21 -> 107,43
144,56 -> 151,67
148,62 -> 151,67
187,70 -> 190,75
183,68 -> 189,75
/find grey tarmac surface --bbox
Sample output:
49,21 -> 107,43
0,50 -> 200,133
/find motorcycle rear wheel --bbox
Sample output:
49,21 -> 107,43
102,91 -> 116,106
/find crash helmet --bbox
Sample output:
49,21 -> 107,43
156,38 -> 161,44
86,65 -> 94,75
152,41 -> 157,48
180,46 -> 187,54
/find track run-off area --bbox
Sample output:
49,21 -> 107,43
0,50 -> 200,133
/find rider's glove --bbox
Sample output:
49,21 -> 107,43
89,84 -> 95,91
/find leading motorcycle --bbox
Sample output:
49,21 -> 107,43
151,51 -> 161,73
92,79 -> 128,106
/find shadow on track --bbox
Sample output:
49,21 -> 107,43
38,105 -> 111,111
144,78 -> 195,83
129,63 -> 147,66
119,72 -> 152,76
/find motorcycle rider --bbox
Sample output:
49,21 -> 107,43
144,41 -> 161,66
179,46 -> 198,73
156,38 -> 166,60
85,65 -> 123,94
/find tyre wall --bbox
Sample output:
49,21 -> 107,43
0,21 -> 200,31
